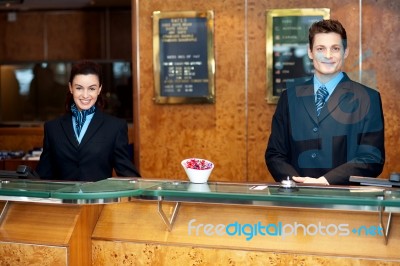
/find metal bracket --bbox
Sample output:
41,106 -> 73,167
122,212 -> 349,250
379,206 -> 392,245
157,198 -> 181,231
0,201 -> 10,226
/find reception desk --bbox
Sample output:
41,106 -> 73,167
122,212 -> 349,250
0,178 -> 399,265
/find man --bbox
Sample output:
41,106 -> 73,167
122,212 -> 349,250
265,19 -> 385,185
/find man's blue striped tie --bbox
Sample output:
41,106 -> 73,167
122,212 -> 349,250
316,85 -> 329,116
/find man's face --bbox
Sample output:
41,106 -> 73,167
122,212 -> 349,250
308,32 -> 349,82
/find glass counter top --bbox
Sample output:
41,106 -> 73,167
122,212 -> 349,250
0,179 -> 78,198
0,177 -> 399,208
140,181 -> 398,207
51,179 -> 145,200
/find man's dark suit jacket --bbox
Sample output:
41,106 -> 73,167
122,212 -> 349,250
37,110 -> 140,181
265,73 -> 385,185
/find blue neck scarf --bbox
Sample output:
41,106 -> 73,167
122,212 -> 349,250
71,103 -> 96,137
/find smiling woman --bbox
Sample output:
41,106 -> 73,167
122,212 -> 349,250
0,61 -> 133,125
35,60 -> 140,181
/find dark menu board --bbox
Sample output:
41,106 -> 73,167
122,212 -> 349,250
266,9 -> 330,103
159,17 -> 208,97
153,11 -> 215,104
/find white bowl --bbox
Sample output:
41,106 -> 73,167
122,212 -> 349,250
181,158 -> 214,183
188,183 -> 211,192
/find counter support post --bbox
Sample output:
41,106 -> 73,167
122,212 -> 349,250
0,201 -> 10,225
379,206 -> 392,245
157,198 -> 181,231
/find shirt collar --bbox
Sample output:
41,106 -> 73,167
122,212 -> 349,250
314,72 -> 344,99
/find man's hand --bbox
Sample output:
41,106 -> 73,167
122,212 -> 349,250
292,176 -> 330,185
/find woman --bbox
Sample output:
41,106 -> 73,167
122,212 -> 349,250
36,60 -> 140,181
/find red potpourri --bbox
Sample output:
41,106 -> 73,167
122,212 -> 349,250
184,158 -> 213,170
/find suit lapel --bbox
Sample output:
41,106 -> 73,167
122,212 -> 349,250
60,114 -> 80,148
318,74 -> 352,122
79,110 -> 104,147
295,81 -> 318,124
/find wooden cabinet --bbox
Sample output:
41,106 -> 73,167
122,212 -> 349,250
93,201 -> 400,264
0,12 -> 45,61
0,159 -> 39,171
0,10 -> 131,61
45,11 -> 103,60
0,202 -> 103,265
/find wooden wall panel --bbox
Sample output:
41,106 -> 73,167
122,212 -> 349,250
46,11 -> 103,60
93,241 -> 400,265
0,243 -> 67,266
0,203 -> 78,245
0,202 -> 103,265
109,10 -> 132,60
361,0 -> 400,177
92,201 -> 400,262
136,1 -> 247,181
0,128 -> 43,152
0,12 -> 45,61
135,0 -> 400,182
0,9 -> 131,62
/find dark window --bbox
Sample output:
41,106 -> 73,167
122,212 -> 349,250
0,61 -> 133,125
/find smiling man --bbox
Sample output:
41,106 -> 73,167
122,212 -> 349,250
265,19 -> 385,185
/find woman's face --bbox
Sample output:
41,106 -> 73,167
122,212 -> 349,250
69,74 -> 102,111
